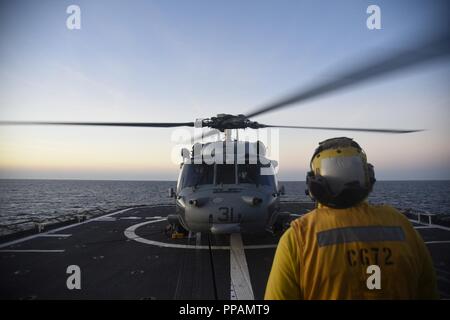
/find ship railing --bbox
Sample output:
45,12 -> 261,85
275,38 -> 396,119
417,212 -> 435,225
0,207 -> 108,235
402,208 -> 436,225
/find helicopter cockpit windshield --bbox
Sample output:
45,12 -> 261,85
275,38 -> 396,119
238,163 -> 277,190
178,164 -> 214,190
178,162 -> 277,191
216,164 -> 235,184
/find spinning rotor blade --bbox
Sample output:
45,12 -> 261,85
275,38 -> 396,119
259,124 -> 423,134
0,121 -> 195,128
245,32 -> 450,119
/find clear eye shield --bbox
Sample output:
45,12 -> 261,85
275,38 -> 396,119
317,155 -> 367,196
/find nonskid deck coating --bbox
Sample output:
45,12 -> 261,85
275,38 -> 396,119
0,203 -> 449,299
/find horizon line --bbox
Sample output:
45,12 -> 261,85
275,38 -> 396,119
0,178 -> 449,182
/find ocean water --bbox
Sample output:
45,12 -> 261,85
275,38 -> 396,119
0,180 -> 449,226
281,180 -> 450,215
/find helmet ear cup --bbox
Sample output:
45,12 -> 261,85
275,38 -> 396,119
306,165 -> 374,209
306,172 -> 333,204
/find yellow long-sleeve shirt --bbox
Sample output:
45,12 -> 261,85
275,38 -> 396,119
265,202 -> 439,300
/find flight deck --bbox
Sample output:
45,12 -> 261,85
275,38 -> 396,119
0,203 -> 449,300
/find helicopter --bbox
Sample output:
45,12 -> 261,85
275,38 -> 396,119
167,124 -> 285,235
0,31 -> 449,235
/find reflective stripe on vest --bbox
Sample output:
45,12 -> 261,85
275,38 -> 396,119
317,226 -> 406,247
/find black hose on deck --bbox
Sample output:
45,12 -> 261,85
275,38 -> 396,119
207,233 -> 218,300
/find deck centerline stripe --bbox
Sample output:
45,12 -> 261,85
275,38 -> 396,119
230,233 -> 254,300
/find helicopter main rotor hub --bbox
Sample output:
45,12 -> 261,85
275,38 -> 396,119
201,114 -> 262,131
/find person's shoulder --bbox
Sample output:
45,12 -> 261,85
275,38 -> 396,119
277,226 -> 300,253
368,203 -> 403,215
290,208 -> 319,228
280,225 -> 295,241
368,203 -> 413,225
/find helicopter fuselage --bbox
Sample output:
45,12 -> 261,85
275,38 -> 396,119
168,140 -> 284,234
175,183 -> 280,233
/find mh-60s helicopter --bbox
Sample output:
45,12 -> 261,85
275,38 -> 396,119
167,116 -> 286,235
1,31 -> 448,235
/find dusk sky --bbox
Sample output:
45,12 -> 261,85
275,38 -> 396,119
0,0 -> 449,181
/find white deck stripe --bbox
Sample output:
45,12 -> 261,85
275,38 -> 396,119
0,249 -> 65,253
230,233 -> 254,300
408,219 -> 450,232
196,232 -> 201,247
124,220 -> 277,250
425,240 -> 450,244
230,284 -> 237,300
125,219 -> 229,249
96,217 -> 117,222
0,207 -> 135,249
37,234 -> 72,238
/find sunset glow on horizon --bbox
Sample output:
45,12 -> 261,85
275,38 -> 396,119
0,0 -> 449,181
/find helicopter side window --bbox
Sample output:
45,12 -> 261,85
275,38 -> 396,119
216,164 -> 236,184
179,164 -> 214,190
238,164 -> 277,190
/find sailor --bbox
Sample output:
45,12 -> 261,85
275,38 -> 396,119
265,137 -> 438,299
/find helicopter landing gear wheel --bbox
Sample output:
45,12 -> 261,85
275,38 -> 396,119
165,222 -> 188,239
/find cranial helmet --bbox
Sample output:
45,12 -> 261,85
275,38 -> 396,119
305,137 -> 376,209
